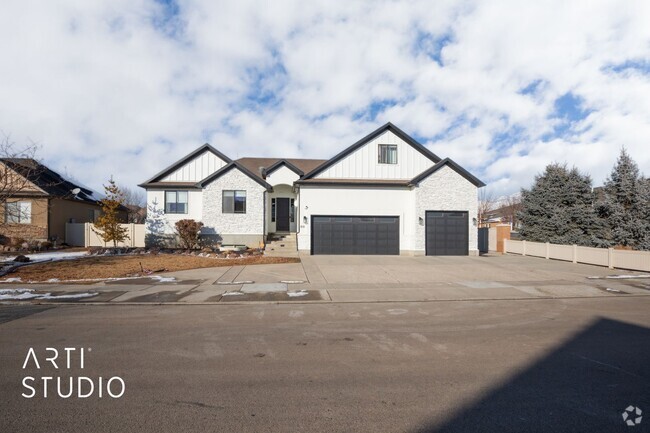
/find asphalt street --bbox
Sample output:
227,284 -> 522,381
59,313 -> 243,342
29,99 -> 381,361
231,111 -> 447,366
0,297 -> 649,432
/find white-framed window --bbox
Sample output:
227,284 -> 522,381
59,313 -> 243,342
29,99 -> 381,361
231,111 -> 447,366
5,201 -> 31,224
223,190 -> 246,214
165,191 -> 188,214
378,144 -> 398,164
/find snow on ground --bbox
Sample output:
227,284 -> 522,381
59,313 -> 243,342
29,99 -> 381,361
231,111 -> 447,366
588,274 -> 650,279
1,251 -> 89,263
221,291 -> 245,296
0,275 -> 177,284
287,290 -> 309,297
2,277 -> 22,282
149,276 -> 176,283
0,288 -> 97,300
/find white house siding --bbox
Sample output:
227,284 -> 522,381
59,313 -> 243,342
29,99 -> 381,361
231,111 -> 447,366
297,185 -> 417,253
315,130 -> 435,180
202,168 -> 266,247
414,165 -> 479,255
266,165 -> 299,186
162,149 -> 228,182
146,189 -> 203,235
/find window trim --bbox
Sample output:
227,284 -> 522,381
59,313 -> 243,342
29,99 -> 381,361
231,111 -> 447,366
223,190 -> 247,214
164,190 -> 188,214
271,198 -> 276,222
5,200 -> 32,224
378,144 -> 398,164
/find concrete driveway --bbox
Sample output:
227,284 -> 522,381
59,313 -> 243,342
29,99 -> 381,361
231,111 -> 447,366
1,254 -> 649,304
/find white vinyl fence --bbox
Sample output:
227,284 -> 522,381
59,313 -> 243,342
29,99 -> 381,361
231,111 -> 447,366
504,239 -> 650,272
65,223 -> 145,248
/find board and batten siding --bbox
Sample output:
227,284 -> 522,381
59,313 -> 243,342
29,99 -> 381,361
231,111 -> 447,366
314,130 -> 435,179
162,150 -> 228,182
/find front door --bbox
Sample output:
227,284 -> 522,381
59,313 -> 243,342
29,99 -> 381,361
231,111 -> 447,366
276,198 -> 290,232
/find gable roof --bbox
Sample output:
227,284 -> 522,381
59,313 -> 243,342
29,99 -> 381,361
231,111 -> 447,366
139,144 -> 232,187
410,158 -> 486,187
197,161 -> 273,190
0,158 -> 104,204
302,122 -> 442,180
235,157 -> 328,181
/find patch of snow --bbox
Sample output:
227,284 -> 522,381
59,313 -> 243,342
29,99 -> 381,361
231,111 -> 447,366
1,277 -> 22,283
1,251 -> 89,263
588,274 -> 650,279
281,280 -> 306,284
216,281 -> 254,285
287,290 -> 309,297
0,288 -> 40,300
222,291 -> 245,296
149,276 -> 176,283
38,292 -> 98,300
0,288 -> 97,300
46,278 -> 60,283
606,288 -> 622,293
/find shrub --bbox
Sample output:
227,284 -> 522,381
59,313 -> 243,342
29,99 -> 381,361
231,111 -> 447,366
174,219 -> 204,250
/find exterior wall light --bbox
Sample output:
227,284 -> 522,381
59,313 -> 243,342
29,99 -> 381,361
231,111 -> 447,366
303,216 -> 308,224
418,217 -> 424,225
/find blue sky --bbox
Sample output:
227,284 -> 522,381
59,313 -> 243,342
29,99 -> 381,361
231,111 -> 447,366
1,0 -> 649,198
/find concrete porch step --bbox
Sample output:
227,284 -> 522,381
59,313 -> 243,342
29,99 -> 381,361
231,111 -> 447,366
265,233 -> 298,257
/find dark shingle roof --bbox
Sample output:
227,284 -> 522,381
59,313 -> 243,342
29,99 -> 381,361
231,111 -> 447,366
1,158 -> 103,204
236,157 -> 328,180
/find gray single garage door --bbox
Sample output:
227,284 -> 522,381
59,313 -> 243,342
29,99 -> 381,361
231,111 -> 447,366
425,211 -> 469,256
312,216 -> 399,255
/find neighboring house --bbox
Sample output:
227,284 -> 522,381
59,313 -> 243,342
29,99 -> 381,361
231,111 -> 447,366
140,123 -> 485,255
0,158 -> 115,244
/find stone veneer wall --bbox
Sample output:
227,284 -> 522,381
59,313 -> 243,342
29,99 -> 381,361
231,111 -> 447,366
201,168 -> 266,246
414,165 -> 479,254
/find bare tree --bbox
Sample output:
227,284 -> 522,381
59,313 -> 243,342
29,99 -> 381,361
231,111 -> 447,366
0,134 -> 49,241
478,189 -> 496,227
119,185 -> 146,223
501,193 -> 522,230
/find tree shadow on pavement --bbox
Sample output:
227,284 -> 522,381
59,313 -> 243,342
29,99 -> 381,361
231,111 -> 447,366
414,318 -> 650,433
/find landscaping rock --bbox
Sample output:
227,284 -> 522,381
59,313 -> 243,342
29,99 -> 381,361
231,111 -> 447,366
13,255 -> 30,263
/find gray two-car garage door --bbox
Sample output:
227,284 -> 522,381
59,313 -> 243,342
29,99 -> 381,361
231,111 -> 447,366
311,216 -> 400,255
425,211 -> 469,256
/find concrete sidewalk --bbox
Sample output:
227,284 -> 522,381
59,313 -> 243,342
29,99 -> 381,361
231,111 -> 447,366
1,254 -> 649,304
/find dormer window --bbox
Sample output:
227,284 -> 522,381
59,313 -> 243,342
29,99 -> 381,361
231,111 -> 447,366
378,144 -> 397,164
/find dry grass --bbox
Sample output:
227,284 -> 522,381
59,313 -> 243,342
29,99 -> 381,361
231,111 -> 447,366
9,254 -> 300,282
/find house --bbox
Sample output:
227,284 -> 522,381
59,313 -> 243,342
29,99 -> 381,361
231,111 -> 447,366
0,158 -> 115,245
140,123 -> 485,255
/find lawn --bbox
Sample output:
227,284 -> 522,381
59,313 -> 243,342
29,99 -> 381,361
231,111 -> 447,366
6,254 -> 300,282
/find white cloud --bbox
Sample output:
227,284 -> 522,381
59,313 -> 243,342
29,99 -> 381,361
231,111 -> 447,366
0,0 -> 649,197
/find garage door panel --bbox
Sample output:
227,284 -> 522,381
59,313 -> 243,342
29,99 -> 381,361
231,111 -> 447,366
312,216 -> 400,255
426,211 -> 469,256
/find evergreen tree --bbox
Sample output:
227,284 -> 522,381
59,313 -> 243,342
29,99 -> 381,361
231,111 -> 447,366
597,149 -> 648,249
518,163 -> 602,246
93,178 -> 129,248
